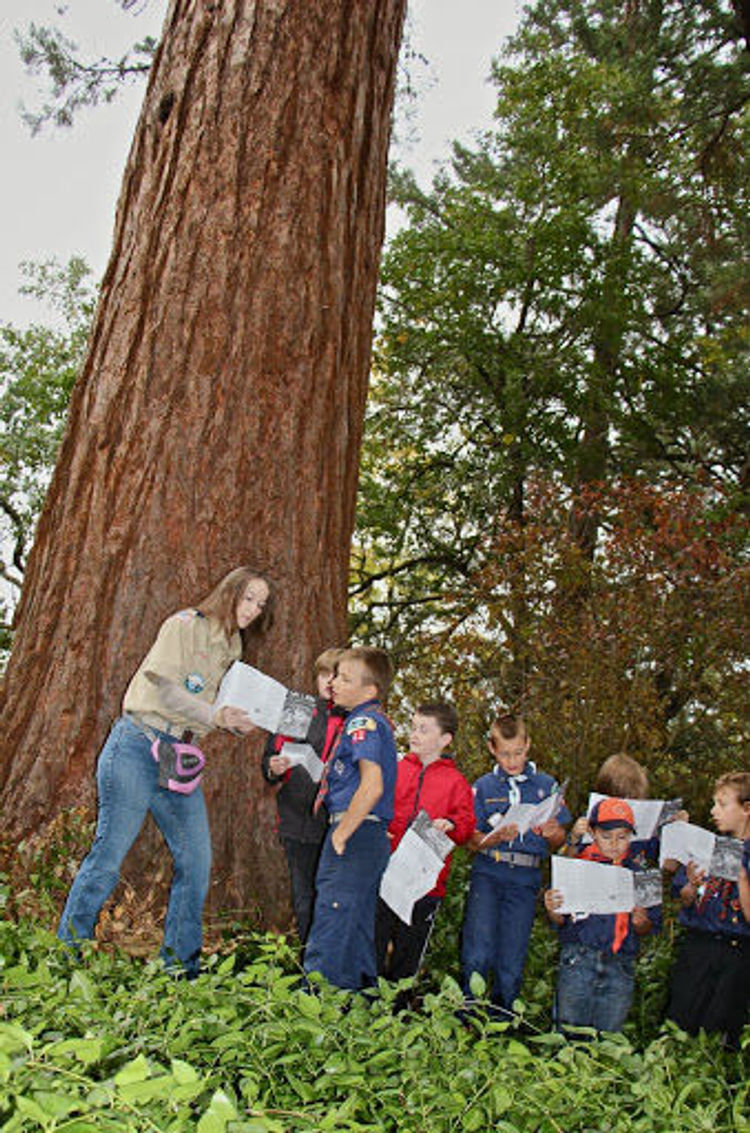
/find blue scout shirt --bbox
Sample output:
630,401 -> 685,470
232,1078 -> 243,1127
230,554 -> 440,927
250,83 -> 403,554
557,852 -> 662,958
471,761 -> 571,889
324,699 -> 397,822
672,860 -> 749,939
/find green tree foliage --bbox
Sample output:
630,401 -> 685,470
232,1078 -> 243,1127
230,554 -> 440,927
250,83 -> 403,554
0,258 -> 96,647
16,12 -> 157,134
353,0 -> 748,780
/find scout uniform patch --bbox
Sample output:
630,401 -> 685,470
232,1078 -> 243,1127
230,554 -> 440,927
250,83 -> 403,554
346,715 -> 378,744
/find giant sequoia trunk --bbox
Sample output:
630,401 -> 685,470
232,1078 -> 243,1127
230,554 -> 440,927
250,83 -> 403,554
0,0 -> 407,925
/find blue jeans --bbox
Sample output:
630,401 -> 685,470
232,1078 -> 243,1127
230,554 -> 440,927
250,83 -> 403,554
461,866 -> 538,1012
57,716 -> 211,977
304,820 -> 390,990
555,941 -> 635,1033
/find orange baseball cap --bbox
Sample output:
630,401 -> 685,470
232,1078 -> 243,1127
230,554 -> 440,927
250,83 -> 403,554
589,797 -> 636,831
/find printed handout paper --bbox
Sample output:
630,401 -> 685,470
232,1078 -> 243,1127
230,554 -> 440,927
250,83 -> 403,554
379,810 -> 454,925
659,821 -> 742,881
214,662 -> 315,738
551,856 -> 662,915
279,741 -> 324,783
482,782 -> 568,845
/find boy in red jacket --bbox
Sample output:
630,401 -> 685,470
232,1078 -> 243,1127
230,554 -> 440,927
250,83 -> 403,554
375,702 -> 475,983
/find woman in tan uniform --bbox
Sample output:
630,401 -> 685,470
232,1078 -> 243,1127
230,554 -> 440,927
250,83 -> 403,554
58,566 -> 274,976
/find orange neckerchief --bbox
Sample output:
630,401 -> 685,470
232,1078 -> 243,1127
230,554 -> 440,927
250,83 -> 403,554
578,843 -> 630,953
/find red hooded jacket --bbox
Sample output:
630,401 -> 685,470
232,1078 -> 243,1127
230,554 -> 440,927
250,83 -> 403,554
388,752 -> 476,897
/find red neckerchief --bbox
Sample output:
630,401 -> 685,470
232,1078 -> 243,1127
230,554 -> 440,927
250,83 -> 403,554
578,843 -> 630,953
321,709 -> 346,762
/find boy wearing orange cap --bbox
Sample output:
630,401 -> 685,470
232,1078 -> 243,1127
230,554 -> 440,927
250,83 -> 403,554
544,798 -> 661,1033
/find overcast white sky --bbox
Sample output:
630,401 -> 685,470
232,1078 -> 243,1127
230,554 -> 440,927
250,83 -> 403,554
0,0 -> 520,325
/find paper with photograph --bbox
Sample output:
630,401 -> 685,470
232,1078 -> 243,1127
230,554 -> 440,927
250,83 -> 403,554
661,822 -> 743,881
379,810 -> 453,925
551,856 -> 661,914
659,820 -> 716,874
214,662 -> 315,738
482,781 -> 568,845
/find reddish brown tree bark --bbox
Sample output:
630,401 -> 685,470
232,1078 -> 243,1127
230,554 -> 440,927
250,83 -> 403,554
0,0 -> 407,924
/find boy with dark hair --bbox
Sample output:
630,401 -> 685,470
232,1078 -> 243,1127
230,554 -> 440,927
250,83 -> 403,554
544,797 -> 661,1033
261,647 -> 346,942
375,702 -> 475,984
304,647 -> 397,990
666,770 -> 749,1047
461,710 -> 570,1016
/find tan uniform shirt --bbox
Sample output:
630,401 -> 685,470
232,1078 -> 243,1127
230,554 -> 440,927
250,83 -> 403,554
122,609 -> 241,738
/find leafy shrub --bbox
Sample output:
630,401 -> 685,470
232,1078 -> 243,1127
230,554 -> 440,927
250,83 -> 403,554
0,915 -> 746,1133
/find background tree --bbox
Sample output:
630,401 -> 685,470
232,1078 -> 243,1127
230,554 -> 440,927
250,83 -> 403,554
0,259 -> 95,620
0,0 -> 408,927
15,16 -> 157,134
352,0 -> 748,794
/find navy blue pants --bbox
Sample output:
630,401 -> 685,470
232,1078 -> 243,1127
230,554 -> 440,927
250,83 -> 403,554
461,866 -> 538,1011
304,821 -> 390,991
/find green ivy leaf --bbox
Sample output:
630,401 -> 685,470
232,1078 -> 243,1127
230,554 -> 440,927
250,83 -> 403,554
113,1053 -> 150,1085
0,1024 -> 33,1054
197,1089 -> 237,1133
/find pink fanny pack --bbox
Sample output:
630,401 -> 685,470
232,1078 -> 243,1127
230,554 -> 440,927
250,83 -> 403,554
151,738 -> 206,794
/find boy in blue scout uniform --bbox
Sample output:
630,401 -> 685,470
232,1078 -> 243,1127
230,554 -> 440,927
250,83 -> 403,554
544,798 -> 661,1034
666,771 -> 749,1048
461,710 -> 570,1015
304,646 -> 397,991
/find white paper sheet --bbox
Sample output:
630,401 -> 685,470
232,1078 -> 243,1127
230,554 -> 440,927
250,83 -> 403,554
379,811 -> 453,925
659,820 -> 715,873
659,821 -> 742,881
279,741 -> 324,783
552,857 -> 663,914
482,783 -> 567,845
214,662 -> 315,738
552,856 -> 635,915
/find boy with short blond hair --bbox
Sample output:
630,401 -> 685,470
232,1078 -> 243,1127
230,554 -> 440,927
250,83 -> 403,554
461,710 -> 570,1015
304,646 -> 397,990
666,771 -> 749,1047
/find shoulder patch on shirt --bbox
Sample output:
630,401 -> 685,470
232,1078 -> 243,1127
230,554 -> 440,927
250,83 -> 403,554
346,715 -> 377,735
185,672 -> 206,694
177,608 -> 198,621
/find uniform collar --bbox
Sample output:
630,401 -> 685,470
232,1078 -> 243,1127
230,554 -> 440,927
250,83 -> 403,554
493,759 -> 536,779
346,698 -> 381,717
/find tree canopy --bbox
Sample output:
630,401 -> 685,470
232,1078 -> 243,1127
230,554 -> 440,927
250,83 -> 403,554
353,0 -> 748,793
